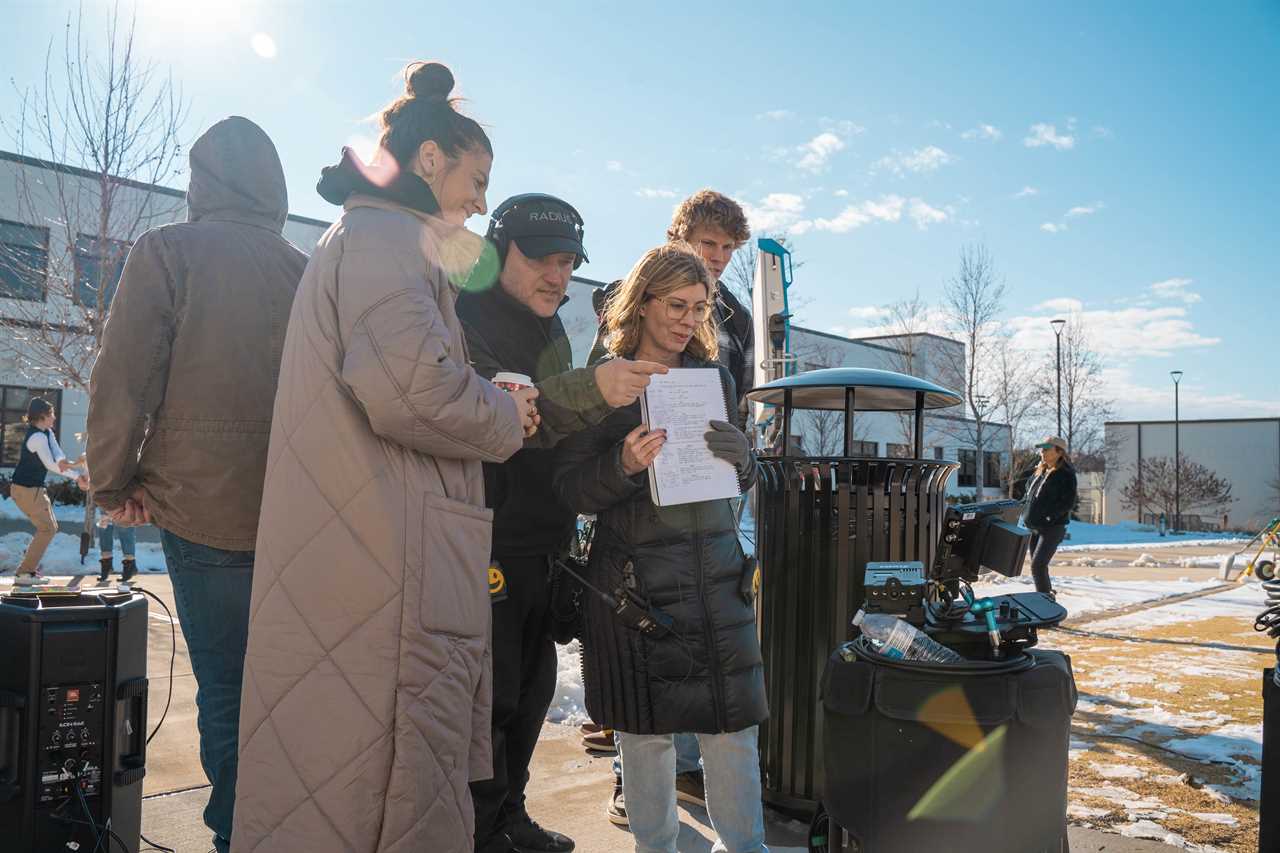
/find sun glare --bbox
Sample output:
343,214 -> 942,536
250,32 -> 278,59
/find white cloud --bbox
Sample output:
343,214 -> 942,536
1013,186 -> 1039,198
606,160 -> 623,172
1149,277 -> 1202,304
1006,304 -> 1220,358
796,132 -> 846,172
961,124 -> 1003,141
1040,222 -> 1066,233
756,109 -> 794,121
1066,202 -> 1104,217
635,187 -> 679,199
820,118 -> 866,137
1093,125 -> 1114,139
848,305 -> 891,321
1024,123 -> 1076,150
873,145 -> 953,176
833,189 -> 849,197
908,199 -> 949,229
739,192 -> 807,233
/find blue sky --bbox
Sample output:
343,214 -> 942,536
3,0 -> 1277,420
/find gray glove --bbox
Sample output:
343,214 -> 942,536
704,419 -> 751,476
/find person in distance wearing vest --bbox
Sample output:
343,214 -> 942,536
8,397 -> 88,581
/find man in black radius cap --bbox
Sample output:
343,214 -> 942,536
457,194 -> 668,853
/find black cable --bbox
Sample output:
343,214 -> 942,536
847,634 -> 1036,676
140,831 -> 178,852
133,585 -> 176,745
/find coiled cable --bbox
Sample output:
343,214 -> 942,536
1253,577 -> 1280,686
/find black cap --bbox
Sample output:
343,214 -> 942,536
489,194 -> 588,267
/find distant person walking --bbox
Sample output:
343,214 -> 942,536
1020,436 -> 1078,596
87,116 -> 308,853
8,397 -> 87,580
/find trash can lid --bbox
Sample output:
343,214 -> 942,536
746,368 -> 962,412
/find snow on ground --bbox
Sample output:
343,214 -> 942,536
975,572 -> 1224,619
0,495 -> 94,523
1060,520 -> 1248,551
1086,580 -> 1265,631
0,530 -> 166,575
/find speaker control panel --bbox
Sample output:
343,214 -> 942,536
37,681 -> 104,805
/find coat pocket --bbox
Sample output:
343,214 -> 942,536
420,492 -> 494,637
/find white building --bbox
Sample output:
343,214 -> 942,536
1103,417 -> 1280,532
0,150 -> 329,467
3,151 -> 1008,501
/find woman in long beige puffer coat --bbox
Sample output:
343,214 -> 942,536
231,62 -> 537,853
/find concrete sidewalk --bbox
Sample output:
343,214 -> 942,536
1,572 -> 1197,852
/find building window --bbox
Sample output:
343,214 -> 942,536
1,386 -> 64,467
849,440 -> 878,457
887,442 -> 911,458
0,220 -> 49,302
957,449 -> 976,487
983,451 -> 1005,489
74,235 -> 130,310
934,447 -> 945,460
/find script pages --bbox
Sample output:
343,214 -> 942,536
639,368 -> 742,507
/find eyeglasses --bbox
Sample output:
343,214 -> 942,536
648,295 -> 713,323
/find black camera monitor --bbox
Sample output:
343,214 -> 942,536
932,499 -> 1030,582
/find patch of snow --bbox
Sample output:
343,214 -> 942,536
1131,553 -> 1159,567
975,574 -> 1221,619
1189,812 -> 1237,825
546,641 -> 589,726
1060,520 -> 1248,551
1117,820 -> 1188,846
0,531 -> 165,576
1092,763 -> 1144,779
1088,584 -> 1266,631
0,496 -> 90,523
1067,804 -> 1111,819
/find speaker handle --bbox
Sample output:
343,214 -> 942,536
114,677 -> 148,787
0,689 -> 24,801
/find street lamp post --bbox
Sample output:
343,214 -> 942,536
1050,319 -> 1066,437
1171,370 -> 1183,532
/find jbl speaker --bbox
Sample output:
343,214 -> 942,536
0,588 -> 148,852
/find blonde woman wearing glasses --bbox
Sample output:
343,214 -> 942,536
554,243 -> 768,853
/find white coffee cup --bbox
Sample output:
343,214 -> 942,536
492,372 -> 533,392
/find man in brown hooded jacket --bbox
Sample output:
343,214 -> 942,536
87,116 -> 308,853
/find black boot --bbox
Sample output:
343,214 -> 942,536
98,557 -> 113,583
504,811 -> 574,853
121,558 -> 137,582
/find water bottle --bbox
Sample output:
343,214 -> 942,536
851,609 -> 965,664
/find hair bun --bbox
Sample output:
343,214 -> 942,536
406,61 -> 454,101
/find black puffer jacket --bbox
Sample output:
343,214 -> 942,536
1024,463 -> 1078,529
553,355 -> 767,735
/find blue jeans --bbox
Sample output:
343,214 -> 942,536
614,731 -> 702,776
617,727 -> 767,853
98,524 -> 136,558
160,530 -> 254,853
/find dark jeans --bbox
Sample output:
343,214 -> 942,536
160,530 -> 254,853
471,554 -> 558,851
1027,525 -> 1067,594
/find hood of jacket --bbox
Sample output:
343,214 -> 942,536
187,116 -> 289,231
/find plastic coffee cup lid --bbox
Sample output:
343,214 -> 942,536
493,372 -> 533,387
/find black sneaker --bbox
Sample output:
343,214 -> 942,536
676,770 -> 706,808
505,813 -> 574,853
606,777 -> 628,827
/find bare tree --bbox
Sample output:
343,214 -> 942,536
1119,455 -> 1234,523
937,243 -> 1006,494
880,291 -> 933,447
1035,314 -> 1112,455
990,335 -> 1040,496
1,1 -> 188,551
791,338 -> 867,456
724,234 -> 801,305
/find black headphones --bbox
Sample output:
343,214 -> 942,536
485,193 -> 587,270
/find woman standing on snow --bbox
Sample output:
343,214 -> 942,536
554,243 -> 768,853
231,62 -> 538,853
8,397 -> 87,581
1021,436 -> 1078,596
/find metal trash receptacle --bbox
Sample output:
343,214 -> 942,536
747,368 -> 963,813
